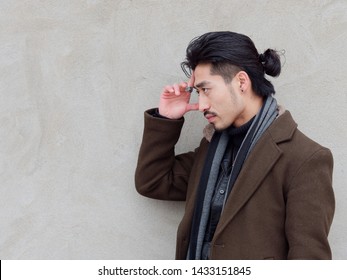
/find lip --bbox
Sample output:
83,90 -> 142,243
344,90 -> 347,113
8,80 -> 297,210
205,113 -> 217,123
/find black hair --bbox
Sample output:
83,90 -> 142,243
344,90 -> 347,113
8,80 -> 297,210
181,31 -> 282,97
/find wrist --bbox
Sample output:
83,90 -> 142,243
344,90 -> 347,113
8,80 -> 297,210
153,108 -> 171,119
148,108 -> 183,120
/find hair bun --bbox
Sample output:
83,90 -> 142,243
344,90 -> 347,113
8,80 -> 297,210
259,49 -> 281,77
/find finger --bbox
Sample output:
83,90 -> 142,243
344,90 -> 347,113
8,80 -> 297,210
179,81 -> 191,93
163,85 -> 174,94
179,81 -> 188,90
173,84 -> 180,96
186,103 -> 199,112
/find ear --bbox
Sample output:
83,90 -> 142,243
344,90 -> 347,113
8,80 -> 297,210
235,71 -> 251,92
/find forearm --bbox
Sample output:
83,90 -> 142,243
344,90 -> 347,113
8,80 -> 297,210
135,109 -> 194,201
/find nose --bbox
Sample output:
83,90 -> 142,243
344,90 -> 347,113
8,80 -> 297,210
198,94 -> 210,112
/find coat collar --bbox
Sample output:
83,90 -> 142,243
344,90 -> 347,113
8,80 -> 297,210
213,110 -> 297,237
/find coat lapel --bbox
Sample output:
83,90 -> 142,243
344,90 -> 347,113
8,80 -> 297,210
214,111 -> 297,236
215,131 -> 282,235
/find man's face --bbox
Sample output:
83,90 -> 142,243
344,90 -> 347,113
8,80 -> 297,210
194,63 -> 245,130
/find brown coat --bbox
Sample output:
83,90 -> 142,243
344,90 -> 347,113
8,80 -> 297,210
135,109 -> 335,259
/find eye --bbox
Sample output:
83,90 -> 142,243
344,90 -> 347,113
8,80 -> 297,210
202,88 -> 209,94
195,88 -> 210,95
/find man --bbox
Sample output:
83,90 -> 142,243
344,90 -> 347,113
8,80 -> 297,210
135,31 -> 335,259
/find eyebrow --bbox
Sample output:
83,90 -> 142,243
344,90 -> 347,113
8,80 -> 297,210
194,81 -> 212,89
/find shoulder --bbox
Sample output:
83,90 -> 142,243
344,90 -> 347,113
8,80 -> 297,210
269,110 -> 333,169
269,110 -> 329,150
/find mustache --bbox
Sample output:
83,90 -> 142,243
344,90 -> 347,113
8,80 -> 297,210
204,111 -> 217,117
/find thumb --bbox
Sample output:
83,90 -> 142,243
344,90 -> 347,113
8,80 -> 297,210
186,103 -> 199,112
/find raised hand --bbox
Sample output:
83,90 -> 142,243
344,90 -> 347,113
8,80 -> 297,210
158,75 -> 198,119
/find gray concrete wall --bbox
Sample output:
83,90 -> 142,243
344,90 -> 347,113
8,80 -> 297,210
0,0 -> 346,259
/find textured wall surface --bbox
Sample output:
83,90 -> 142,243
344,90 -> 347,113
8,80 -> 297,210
0,0 -> 346,259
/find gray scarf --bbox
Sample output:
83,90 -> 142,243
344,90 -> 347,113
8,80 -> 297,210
187,96 -> 279,260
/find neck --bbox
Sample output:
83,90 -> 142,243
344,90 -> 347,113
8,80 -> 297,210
233,94 -> 264,127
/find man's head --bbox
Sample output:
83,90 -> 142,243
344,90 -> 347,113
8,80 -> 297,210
181,31 -> 281,98
181,31 -> 282,130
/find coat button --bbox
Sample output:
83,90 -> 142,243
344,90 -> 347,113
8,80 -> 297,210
219,189 -> 225,195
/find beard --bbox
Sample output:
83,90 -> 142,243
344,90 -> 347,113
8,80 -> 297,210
203,111 -> 229,132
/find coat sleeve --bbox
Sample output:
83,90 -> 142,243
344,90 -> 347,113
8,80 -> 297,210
134,109 -> 197,201
285,147 -> 335,259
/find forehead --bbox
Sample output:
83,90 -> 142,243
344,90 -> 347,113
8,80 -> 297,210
194,63 -> 225,86
194,63 -> 212,77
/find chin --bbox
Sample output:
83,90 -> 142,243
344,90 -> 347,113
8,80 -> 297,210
213,123 -> 228,132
